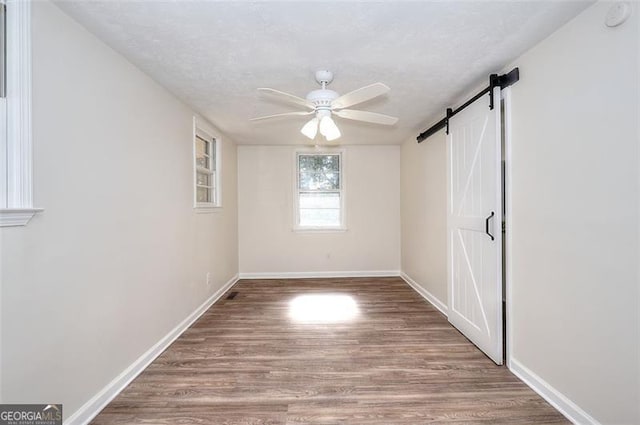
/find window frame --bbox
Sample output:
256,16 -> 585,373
193,117 -> 222,211
293,149 -> 346,232
0,0 -> 42,227
1,0 -> 6,208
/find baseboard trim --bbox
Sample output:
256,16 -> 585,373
400,272 -> 448,316
509,358 -> 600,425
238,270 -> 401,279
64,274 -> 240,425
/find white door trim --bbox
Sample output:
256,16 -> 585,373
502,87 -> 514,368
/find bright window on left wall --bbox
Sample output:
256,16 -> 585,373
1,2 -> 6,206
194,120 -> 221,209
0,0 -> 42,227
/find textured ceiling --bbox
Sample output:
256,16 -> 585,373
56,1 -> 591,145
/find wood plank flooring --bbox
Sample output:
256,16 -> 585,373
91,277 -> 568,424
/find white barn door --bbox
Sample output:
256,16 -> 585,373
447,87 -> 503,365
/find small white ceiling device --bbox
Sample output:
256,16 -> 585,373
251,70 -> 398,141
605,2 -> 631,27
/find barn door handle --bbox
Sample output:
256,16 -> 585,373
485,211 -> 495,241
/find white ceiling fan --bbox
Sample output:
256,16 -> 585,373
251,70 -> 398,141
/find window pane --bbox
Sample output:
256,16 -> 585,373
197,186 -> 210,203
299,154 -> 339,171
197,172 -> 210,186
196,136 -> 210,154
196,137 -> 209,169
299,192 -> 340,209
300,192 -> 340,227
299,170 -> 339,190
196,154 -> 209,169
298,154 -> 340,190
300,208 -> 340,227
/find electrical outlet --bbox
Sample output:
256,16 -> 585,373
206,272 -> 211,286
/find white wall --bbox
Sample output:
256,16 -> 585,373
401,2 -> 639,423
507,2 -> 639,423
400,131 -> 447,305
0,1 -> 238,420
238,145 -> 400,275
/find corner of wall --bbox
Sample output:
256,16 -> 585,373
399,272 -> 448,317
508,358 -> 601,425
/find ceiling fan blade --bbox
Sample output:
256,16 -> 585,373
258,88 -> 315,110
334,109 -> 398,125
250,111 -> 314,121
331,83 -> 390,109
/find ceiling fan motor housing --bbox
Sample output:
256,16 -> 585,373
306,89 -> 339,111
307,70 -> 338,114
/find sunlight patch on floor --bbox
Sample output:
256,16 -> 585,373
288,294 -> 359,323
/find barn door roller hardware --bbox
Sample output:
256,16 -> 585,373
416,67 -> 520,143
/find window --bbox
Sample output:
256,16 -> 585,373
295,152 -> 344,230
193,119 -> 221,209
1,1 -> 6,205
0,0 -> 42,227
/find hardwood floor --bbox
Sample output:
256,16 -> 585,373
91,277 -> 568,424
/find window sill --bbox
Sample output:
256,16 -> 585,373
194,206 -> 222,214
293,226 -> 348,234
0,208 -> 44,227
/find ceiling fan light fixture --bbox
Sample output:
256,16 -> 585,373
319,116 -> 341,141
325,126 -> 341,142
253,70 -> 397,143
300,117 -> 319,139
